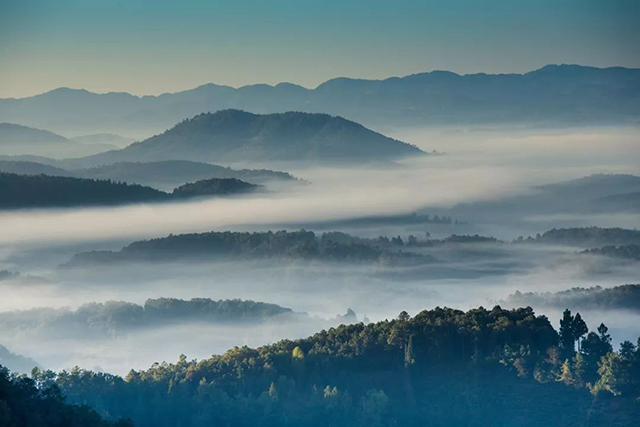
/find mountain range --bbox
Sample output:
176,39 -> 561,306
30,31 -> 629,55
1,65 -> 638,136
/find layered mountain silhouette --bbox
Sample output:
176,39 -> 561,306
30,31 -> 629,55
0,344 -> 40,374
0,123 -> 117,158
0,159 -> 299,189
70,133 -> 135,147
2,65 -> 637,135
80,110 -> 423,164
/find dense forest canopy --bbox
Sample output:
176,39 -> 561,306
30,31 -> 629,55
0,172 -> 167,208
0,366 -> 132,427
20,305 -> 640,427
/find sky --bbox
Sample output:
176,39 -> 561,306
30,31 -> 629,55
1,0 -> 639,98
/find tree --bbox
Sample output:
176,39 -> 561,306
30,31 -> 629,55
559,309 -> 575,357
292,346 -> 305,360
405,334 -> 416,367
619,341 -> 637,361
572,313 -> 588,351
592,353 -> 627,396
358,389 -> 388,427
597,323 -> 613,353
559,359 -> 578,387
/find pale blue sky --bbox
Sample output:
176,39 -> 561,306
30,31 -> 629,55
1,0 -> 638,98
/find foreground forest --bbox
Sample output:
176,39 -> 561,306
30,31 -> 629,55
4,306 -> 636,427
0,366 -> 131,427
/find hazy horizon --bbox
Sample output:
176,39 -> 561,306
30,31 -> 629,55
2,0 -> 639,98
3,63 -> 638,100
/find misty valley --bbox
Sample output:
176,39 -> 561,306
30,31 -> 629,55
1,52 -> 640,426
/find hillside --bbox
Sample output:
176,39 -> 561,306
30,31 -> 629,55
172,177 -> 259,198
0,366 -> 131,427
0,173 -> 258,209
0,160 -> 76,177
74,160 -> 299,189
0,123 -> 117,158
1,65 -> 639,135
0,298 -> 297,339
0,344 -> 40,374
517,227 -> 640,248
43,306 -> 640,427
81,110 -> 424,165
64,230 -> 432,267
0,159 -> 299,189
580,245 -> 640,261
445,174 -> 640,221
503,284 -> 640,312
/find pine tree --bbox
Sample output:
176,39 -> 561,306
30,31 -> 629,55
559,309 -> 575,357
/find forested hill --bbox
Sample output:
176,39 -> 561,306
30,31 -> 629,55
580,244 -> 640,261
172,177 -> 257,198
0,298 -> 299,339
516,227 -> 640,248
64,230 -> 434,267
0,159 -> 300,190
0,366 -> 132,427
0,173 -> 259,209
73,160 -> 299,188
503,284 -> 640,312
0,172 -> 167,208
80,110 -> 424,165
39,306 -> 640,426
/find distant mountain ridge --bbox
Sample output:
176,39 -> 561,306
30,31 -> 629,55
2,64 -> 638,135
0,344 -> 40,374
0,123 -> 117,158
81,110 -> 423,164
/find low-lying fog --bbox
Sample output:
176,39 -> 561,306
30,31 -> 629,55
1,127 -> 639,375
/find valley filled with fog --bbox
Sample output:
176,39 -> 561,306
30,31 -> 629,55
3,2 -> 640,424
1,126 -> 639,375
